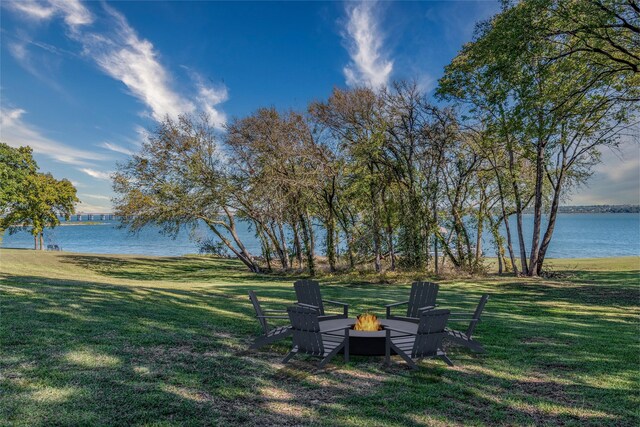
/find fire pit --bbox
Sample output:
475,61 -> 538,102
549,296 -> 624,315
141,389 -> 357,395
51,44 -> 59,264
320,315 -> 418,356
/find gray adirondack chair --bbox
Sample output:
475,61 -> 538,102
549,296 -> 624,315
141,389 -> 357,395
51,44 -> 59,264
384,309 -> 452,369
248,290 -> 291,350
386,282 -> 439,323
446,294 -> 489,353
283,306 -> 352,367
294,280 -> 348,320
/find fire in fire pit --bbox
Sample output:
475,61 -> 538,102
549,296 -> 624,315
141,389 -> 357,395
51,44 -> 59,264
353,313 -> 383,332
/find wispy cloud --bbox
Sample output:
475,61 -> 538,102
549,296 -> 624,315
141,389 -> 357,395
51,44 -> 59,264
78,5 -> 194,122
99,141 -> 134,156
81,193 -> 111,201
569,136 -> 640,205
7,35 -> 69,95
4,1 -> 228,128
80,168 -> 112,180
4,0 -> 93,28
342,1 -> 393,89
0,107 -> 106,166
195,77 -> 229,129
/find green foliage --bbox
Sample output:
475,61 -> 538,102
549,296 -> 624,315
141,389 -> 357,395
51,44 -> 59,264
0,143 -> 78,248
0,143 -> 38,213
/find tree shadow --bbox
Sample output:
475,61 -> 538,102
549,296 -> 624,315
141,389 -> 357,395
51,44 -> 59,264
2,259 -> 638,426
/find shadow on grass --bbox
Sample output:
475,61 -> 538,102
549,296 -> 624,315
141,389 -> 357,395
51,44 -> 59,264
1,261 -> 639,426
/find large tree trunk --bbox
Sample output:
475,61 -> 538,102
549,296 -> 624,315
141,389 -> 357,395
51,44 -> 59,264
277,222 -> 290,269
39,232 -> 44,250
370,184 -> 382,273
305,210 -> 316,261
299,213 -> 315,276
475,192 -> 486,265
509,148 -> 529,274
494,168 -> 519,275
292,220 -> 303,268
325,212 -> 337,272
536,171 -> 564,275
34,234 -> 38,250
528,142 -> 545,276
205,223 -> 260,273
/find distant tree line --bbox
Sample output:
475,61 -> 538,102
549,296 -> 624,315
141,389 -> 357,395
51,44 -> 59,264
114,0 -> 639,276
0,143 -> 79,249
526,205 -> 640,214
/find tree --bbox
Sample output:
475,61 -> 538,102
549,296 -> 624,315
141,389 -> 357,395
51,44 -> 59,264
113,114 -> 261,272
1,143 -> 78,250
439,0 -> 639,276
0,143 -> 37,213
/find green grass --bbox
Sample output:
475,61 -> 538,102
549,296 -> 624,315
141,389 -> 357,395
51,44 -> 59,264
1,248 -> 638,426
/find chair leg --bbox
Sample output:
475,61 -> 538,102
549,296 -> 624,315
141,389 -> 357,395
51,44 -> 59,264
319,343 -> 343,368
344,330 -> 350,363
282,350 -> 297,364
468,340 -> 486,353
391,342 -> 415,368
384,330 -> 391,366
440,354 -> 454,367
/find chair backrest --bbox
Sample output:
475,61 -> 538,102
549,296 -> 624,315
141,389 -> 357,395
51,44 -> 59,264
407,282 -> 439,318
287,305 -> 324,355
294,280 -> 325,315
466,294 -> 489,337
412,309 -> 450,358
248,290 -> 269,334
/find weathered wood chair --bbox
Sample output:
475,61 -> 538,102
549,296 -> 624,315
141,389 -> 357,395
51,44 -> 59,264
384,308 -> 452,369
294,279 -> 348,320
445,294 -> 489,353
248,290 -> 291,350
283,306 -> 352,367
386,281 -> 439,323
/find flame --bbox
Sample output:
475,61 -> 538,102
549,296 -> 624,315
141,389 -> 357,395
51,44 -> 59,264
353,313 -> 383,332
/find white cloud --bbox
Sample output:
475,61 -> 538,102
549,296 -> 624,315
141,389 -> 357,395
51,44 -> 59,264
99,141 -> 134,156
4,0 -> 93,27
75,201 -> 112,213
79,168 -> 112,180
81,193 -> 111,201
76,6 -> 194,122
569,137 -> 640,205
342,1 -> 393,89
0,107 -> 106,166
4,1 -> 228,128
195,78 -> 228,129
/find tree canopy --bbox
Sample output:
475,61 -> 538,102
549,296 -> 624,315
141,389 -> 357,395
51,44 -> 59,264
0,142 -> 79,249
113,0 -> 639,276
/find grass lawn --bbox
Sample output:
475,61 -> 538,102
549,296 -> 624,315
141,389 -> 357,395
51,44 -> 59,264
1,248 -> 639,426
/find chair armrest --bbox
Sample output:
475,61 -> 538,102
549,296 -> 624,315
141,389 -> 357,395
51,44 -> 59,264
296,303 -> 320,310
386,300 -> 409,319
383,326 -> 416,336
323,300 -> 349,317
256,315 -> 289,319
385,300 -> 409,308
323,299 -> 348,307
418,305 -> 437,312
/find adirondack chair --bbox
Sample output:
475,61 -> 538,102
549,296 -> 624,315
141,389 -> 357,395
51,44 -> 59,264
384,309 -> 452,369
294,280 -> 348,320
248,290 -> 291,350
283,306 -> 352,367
445,294 -> 489,353
386,282 -> 439,323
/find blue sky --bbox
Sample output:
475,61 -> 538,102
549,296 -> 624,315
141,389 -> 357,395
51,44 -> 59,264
1,0 -> 638,212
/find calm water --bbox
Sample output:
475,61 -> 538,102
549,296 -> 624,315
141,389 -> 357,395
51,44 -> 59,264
2,214 -> 639,258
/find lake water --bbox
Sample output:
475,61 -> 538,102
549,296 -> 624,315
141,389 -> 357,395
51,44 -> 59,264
1,214 -> 639,258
